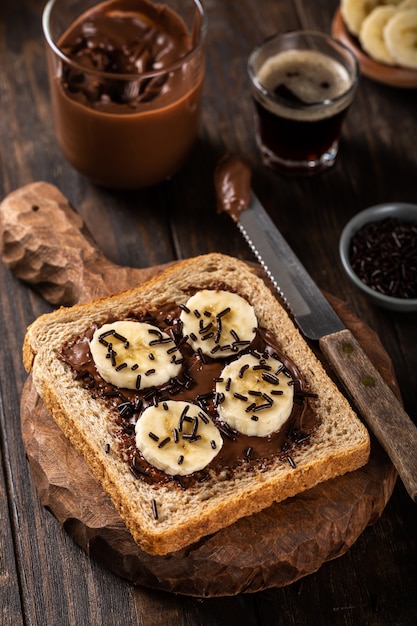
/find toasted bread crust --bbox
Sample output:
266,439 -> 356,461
23,253 -> 370,555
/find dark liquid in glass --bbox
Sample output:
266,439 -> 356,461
254,99 -> 348,163
253,49 -> 353,170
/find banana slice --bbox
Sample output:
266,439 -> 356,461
179,290 -> 257,358
90,320 -> 182,390
135,401 -> 223,475
216,353 -> 295,437
384,8 -> 417,69
341,0 -> 380,36
398,0 -> 417,9
341,0 -> 402,36
360,6 -> 397,65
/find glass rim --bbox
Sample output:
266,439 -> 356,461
42,0 -> 208,81
247,29 -> 359,109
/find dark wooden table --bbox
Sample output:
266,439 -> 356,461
1,0 -> 416,624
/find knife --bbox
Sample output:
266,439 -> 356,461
235,191 -> 417,502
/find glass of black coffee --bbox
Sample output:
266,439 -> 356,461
248,30 -> 359,175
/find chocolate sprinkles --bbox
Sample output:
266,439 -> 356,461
62,295 -> 318,492
198,411 -> 209,424
118,401 -> 133,418
262,372 -> 280,384
178,404 -> 190,431
109,350 -> 116,367
245,447 -> 252,459
349,217 -> 417,299
197,347 -> 207,364
287,455 -> 296,469
99,328 -> 129,348
199,319 -> 213,334
239,364 -> 249,378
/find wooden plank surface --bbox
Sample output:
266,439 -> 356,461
0,0 -> 416,624
0,437 -> 24,626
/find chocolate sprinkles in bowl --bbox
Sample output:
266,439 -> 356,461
339,202 -> 417,312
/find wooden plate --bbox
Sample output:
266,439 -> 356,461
332,8 -> 417,88
0,182 -> 397,596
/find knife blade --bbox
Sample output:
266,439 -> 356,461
236,191 -> 417,502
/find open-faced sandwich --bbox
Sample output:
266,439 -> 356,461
23,253 -> 370,555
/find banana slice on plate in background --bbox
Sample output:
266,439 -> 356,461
341,0 -> 402,36
135,401 -> 223,475
341,0 -> 381,36
216,353 -> 295,437
359,6 -> 397,64
398,0 -> 417,9
384,8 -> 417,69
180,290 -> 257,358
90,320 -> 183,390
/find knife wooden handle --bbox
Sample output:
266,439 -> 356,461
320,328 -> 417,502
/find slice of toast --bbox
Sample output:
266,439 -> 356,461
23,253 -> 370,555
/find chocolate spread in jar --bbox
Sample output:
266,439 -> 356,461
214,154 -> 252,222
46,0 -> 206,188
59,296 -> 320,490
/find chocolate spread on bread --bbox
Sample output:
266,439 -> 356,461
60,295 -> 320,489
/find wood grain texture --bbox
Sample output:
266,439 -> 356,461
0,182 -> 171,304
1,0 -> 417,623
320,329 -> 417,502
0,449 -> 25,626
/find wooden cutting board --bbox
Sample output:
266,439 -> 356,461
2,183 -> 398,597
